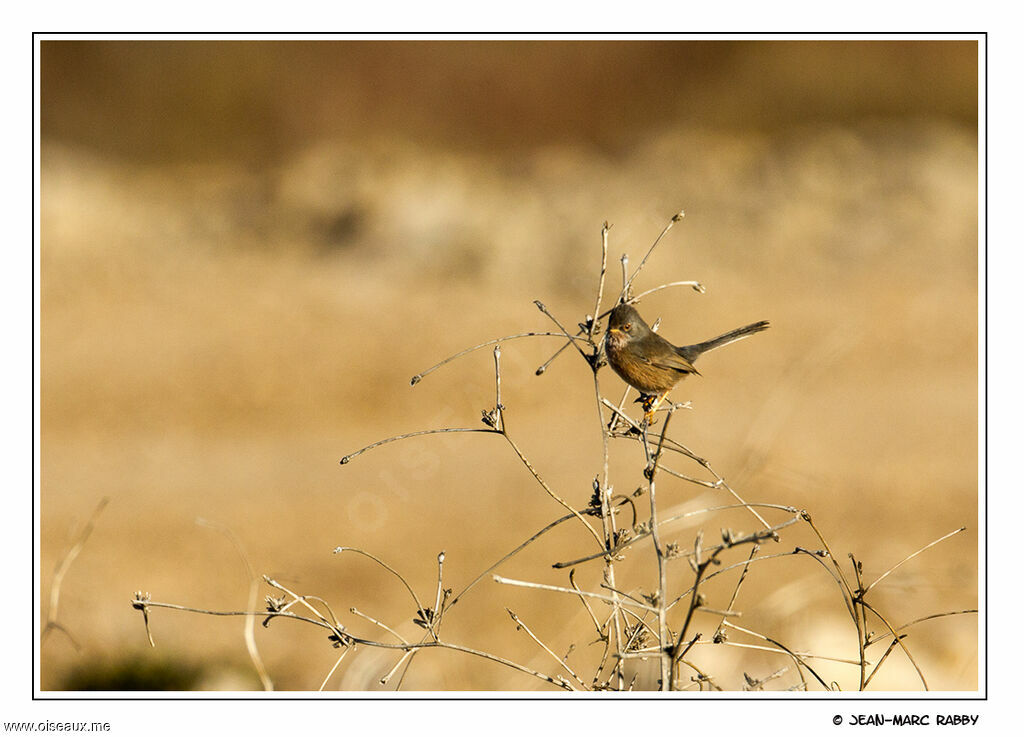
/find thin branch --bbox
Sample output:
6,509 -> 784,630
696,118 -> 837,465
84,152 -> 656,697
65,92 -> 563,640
714,544 -> 759,642
506,609 -> 586,690
500,432 -> 604,548
432,551 -> 446,632
859,600 -> 929,690
340,427 -> 498,465
493,345 -> 504,432
534,300 -> 590,362
568,568 -> 604,639
319,647 -> 351,691
410,331 -> 592,385
863,527 -> 967,595
628,280 -> 706,303
349,607 -> 409,644
381,650 -> 416,686
435,640 -> 573,691
555,506 -> 799,570
493,575 -> 659,614
720,622 -> 831,691
588,222 -> 611,344
43,497 -> 109,648
450,512 -> 577,606
133,597 -> 338,638
196,518 -> 273,691
641,411 -> 675,690
621,209 -> 685,299
332,548 -> 427,623
866,609 -> 979,646
862,635 -> 906,690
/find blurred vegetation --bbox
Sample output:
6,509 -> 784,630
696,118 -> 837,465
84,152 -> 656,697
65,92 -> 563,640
41,40 -> 976,162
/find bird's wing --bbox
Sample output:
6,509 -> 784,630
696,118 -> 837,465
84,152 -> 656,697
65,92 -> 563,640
635,344 -> 699,375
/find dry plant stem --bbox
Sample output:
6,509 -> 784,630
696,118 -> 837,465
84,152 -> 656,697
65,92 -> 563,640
569,568 -> 604,638
677,659 -> 723,691
536,336 -> 579,376
602,582 -> 654,610
432,551 -> 446,631
491,341 -> 600,547
499,430 -> 604,548
628,280 -> 706,302
534,300 -> 591,362
588,222 -> 611,344
714,544 -> 759,642
622,209 -> 685,299
450,512 -> 577,606
494,575 -> 659,613
592,373 -> 626,686
601,397 -> 775,533
333,547 -> 432,636
713,630 -> 862,666
134,599 -> 338,638
658,465 -> 720,488
349,607 -> 409,644
556,507 -> 800,570
859,599 -> 928,690
436,641 -> 573,691
620,606 -> 659,642
866,609 -> 979,647
265,577 -> 345,630
862,636 -> 906,690
340,427 -> 498,465
640,410 -> 675,690
319,648 -> 351,692
796,513 -> 867,689
381,649 -> 416,686
594,611 -> 628,687
850,553 -> 870,690
139,598 -> 572,690
342,404 -> 600,547
506,609 -> 587,690
132,594 -> 156,648
863,527 -> 966,595
410,331 -> 592,385
801,511 -> 857,612
665,518 -> 802,612
721,622 -> 827,691
580,222 -> 626,682
196,518 -> 273,691
745,667 -> 789,691
669,558 -> 710,685
493,346 -> 504,431
44,496 -> 110,649
606,385 -> 632,433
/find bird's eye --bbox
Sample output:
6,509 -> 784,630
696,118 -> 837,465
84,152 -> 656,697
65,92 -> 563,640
623,323 -> 632,331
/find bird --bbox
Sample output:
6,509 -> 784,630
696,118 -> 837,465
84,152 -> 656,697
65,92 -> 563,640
603,302 -> 769,424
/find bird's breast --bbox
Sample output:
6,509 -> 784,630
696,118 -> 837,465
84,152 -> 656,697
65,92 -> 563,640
606,337 -> 679,394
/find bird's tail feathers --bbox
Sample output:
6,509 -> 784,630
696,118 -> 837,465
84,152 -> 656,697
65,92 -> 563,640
680,320 -> 770,361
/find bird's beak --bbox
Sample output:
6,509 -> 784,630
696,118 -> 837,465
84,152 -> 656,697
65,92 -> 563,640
608,327 -> 622,335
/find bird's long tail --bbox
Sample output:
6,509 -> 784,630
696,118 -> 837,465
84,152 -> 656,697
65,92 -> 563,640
678,320 -> 770,362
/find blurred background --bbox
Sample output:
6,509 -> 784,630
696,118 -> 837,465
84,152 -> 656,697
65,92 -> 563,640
39,39 -> 979,691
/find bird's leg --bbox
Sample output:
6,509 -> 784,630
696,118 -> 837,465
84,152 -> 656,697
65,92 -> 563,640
641,392 -> 669,425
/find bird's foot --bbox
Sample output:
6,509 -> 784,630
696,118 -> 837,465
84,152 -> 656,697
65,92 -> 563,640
639,393 -> 668,427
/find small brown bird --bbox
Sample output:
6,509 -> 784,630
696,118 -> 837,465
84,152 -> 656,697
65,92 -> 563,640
604,303 -> 769,423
